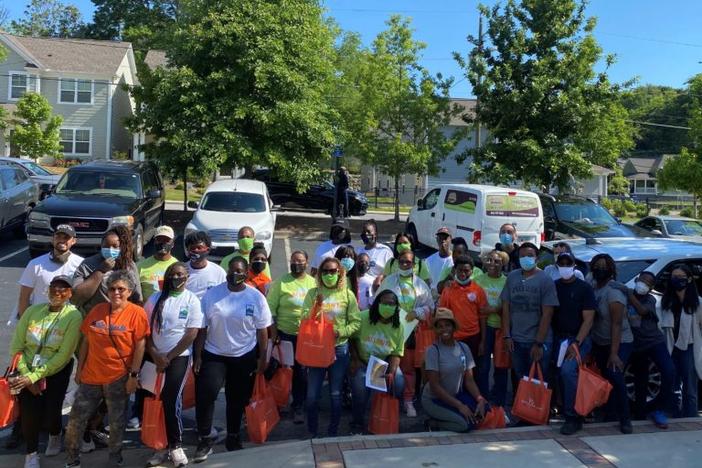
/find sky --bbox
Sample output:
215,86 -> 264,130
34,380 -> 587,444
6,0 -> 702,98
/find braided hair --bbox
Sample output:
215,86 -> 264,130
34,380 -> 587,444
106,224 -> 134,270
150,262 -> 188,334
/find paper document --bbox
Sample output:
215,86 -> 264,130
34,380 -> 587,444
399,309 -> 419,343
266,339 -> 295,367
556,339 -> 569,368
521,375 -> 548,388
139,361 -> 165,394
365,355 -> 389,392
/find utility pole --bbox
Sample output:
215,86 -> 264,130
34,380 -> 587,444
474,13 -> 483,150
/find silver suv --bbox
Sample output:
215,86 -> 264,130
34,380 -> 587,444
0,163 -> 39,237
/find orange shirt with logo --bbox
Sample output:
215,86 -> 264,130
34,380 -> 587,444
79,302 -> 150,385
438,281 -> 488,339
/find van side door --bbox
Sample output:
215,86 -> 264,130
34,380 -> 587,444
443,188 -> 480,248
411,187 -> 442,246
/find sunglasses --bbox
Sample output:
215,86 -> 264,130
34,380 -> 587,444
108,287 -> 130,294
321,269 -> 339,274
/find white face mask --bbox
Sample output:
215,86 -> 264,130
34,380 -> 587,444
558,266 -> 575,280
398,268 -> 413,277
635,281 -> 650,295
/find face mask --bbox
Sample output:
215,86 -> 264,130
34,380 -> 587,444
189,251 -> 209,262
238,237 -> 254,253
519,256 -> 536,271
155,241 -> 174,255
500,233 -> 514,245
50,250 -> 71,264
634,281 -> 650,295
340,257 -> 355,272
398,267 -> 413,277
397,242 -> 412,254
558,266 -> 575,280
357,263 -> 370,275
101,247 -> 120,260
455,276 -> 471,286
168,277 -> 187,290
290,263 -> 306,275
322,273 -> 339,288
227,272 -> 247,287
378,304 -> 396,319
251,261 -> 266,274
591,268 -> 610,282
671,277 -> 689,291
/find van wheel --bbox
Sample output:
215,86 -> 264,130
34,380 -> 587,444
133,225 -> 144,261
407,223 -> 419,247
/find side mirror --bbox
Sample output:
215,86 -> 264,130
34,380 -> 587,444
187,200 -> 199,209
650,229 -> 663,236
271,205 -> 281,212
146,189 -> 161,199
544,216 -> 556,224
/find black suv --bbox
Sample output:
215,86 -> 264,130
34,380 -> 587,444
538,193 -> 648,240
26,160 -> 166,259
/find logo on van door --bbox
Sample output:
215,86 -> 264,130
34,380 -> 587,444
444,190 -> 478,214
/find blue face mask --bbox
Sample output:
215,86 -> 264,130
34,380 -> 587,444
101,247 -> 120,260
340,257 -> 355,272
500,233 -> 514,245
519,256 -> 536,271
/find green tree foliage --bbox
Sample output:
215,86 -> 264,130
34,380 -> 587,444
10,92 -> 63,162
458,0 -> 633,190
127,0 -> 338,210
657,149 -> 702,218
335,16 -> 466,220
607,167 -> 629,195
10,0 -> 85,38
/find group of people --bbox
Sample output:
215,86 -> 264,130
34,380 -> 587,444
5,217 -> 702,468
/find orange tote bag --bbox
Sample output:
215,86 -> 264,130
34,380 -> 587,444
493,329 -> 512,369
269,367 -> 293,408
512,362 -> 552,425
478,406 -> 507,430
181,366 -> 196,410
0,354 -> 21,429
246,374 -> 280,444
368,392 -> 400,435
574,347 -> 613,416
413,321 -> 436,367
141,373 -> 168,450
296,303 -> 335,368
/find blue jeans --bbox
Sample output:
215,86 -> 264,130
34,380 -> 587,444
633,342 -> 676,416
306,343 -> 350,436
478,326 -> 508,406
512,340 -> 552,382
592,342 -> 633,422
351,365 -> 405,428
557,337 -> 592,419
672,344 -> 698,417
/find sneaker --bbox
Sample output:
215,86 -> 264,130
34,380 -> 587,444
147,450 -> 168,466
225,434 -> 242,451
126,417 -> 141,430
293,408 -> 304,425
650,410 -> 669,429
65,460 -> 81,468
108,452 -> 124,467
193,438 -> 214,463
24,452 -> 40,468
79,437 -> 95,454
208,427 -> 218,440
89,430 -> 109,448
170,447 -> 188,467
620,419 -> 633,434
404,401 -> 417,418
45,433 -> 62,456
560,418 -> 583,436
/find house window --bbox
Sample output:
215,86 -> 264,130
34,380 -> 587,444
632,179 -> 657,195
60,128 -> 92,155
9,72 -> 39,100
59,79 -> 93,104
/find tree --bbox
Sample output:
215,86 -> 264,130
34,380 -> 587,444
127,0 -> 338,210
607,167 -> 629,195
10,0 -> 86,38
10,92 -> 63,162
657,149 -> 702,218
458,0 -> 634,191
335,16 -> 466,221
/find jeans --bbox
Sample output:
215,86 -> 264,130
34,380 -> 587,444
592,342 -> 633,422
672,344 -> 698,417
557,337 -> 592,419
350,364 -> 405,428
421,391 -> 481,432
478,326 -> 508,406
512,340 -> 552,381
632,342 -> 676,416
306,343 -> 350,437
279,331 -> 307,410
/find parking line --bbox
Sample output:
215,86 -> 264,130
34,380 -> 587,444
284,237 -> 292,272
0,246 -> 28,263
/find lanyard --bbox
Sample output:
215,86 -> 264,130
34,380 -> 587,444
33,306 -> 64,365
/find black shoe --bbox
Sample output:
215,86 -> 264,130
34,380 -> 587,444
225,434 -> 242,451
560,419 -> 583,436
65,460 -> 81,468
4,423 -> 23,449
108,452 -> 124,467
620,419 -> 633,434
193,438 -> 214,463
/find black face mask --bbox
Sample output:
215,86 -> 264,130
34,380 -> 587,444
155,241 -> 174,255
591,268 -> 611,282
251,261 -> 267,274
357,263 -> 370,275
361,233 -> 375,245
226,272 -> 247,287
189,251 -> 209,263
168,277 -> 186,290
290,263 -> 306,275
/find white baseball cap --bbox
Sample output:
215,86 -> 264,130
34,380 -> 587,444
154,225 -> 175,239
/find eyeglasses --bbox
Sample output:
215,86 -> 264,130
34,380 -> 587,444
398,259 -> 413,266
321,269 -> 338,274
483,258 -> 500,265
108,287 -> 129,294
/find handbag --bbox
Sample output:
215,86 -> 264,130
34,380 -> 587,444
511,362 -> 552,425
269,366 -> 293,408
573,347 -> 613,416
141,373 -> 168,450
0,354 -> 22,429
245,374 -> 280,444
295,301 -> 336,368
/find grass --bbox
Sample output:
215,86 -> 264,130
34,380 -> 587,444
165,186 -> 202,202
369,206 -> 411,214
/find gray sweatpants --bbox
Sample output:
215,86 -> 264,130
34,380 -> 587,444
421,395 -> 471,432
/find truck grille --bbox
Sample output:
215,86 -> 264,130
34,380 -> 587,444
209,229 -> 239,242
51,217 -> 110,233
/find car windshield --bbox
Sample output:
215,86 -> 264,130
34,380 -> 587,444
580,260 -> 654,284
21,161 -> 53,176
200,192 -> 266,212
664,220 -> 702,236
55,171 -> 141,198
554,200 -> 616,225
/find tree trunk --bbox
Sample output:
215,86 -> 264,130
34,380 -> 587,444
183,169 -> 188,212
694,195 -> 698,219
394,174 -> 400,222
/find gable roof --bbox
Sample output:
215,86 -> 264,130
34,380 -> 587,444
0,32 -> 132,75
620,154 -> 675,178
144,49 -> 168,70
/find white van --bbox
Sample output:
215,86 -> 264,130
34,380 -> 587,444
406,184 -> 544,260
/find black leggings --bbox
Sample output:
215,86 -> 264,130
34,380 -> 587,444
157,355 -> 190,448
19,359 -> 74,454
195,349 -> 257,438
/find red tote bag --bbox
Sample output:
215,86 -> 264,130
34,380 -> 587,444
295,303 -> 336,368
141,374 -> 168,450
0,354 -> 21,429
478,406 -> 507,430
368,392 -> 399,435
413,321 -> 436,367
511,362 -> 552,425
574,347 -> 613,416
246,374 -> 280,444
269,367 -> 293,408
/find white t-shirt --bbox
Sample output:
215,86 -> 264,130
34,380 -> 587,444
357,244 -> 394,278
358,274 -> 375,310
145,289 -> 204,356
18,252 -> 84,306
186,261 -> 227,300
311,240 -> 350,269
426,252 -> 454,290
201,283 -> 273,357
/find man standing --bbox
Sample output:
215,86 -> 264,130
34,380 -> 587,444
137,226 -> 179,301
185,231 -> 227,300
426,227 -> 454,297
335,166 -> 350,218
495,223 -> 520,272
356,219 -> 393,291
220,226 -> 271,278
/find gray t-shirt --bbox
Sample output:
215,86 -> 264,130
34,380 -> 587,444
627,293 -> 663,351
591,281 -> 633,346
500,269 -> 559,343
422,341 -> 475,400
72,253 -> 142,315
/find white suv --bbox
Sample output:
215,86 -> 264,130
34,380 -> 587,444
184,179 -> 276,259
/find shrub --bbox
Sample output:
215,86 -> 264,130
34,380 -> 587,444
680,207 -> 694,218
623,199 -> 637,213
600,198 -> 613,210
635,203 -> 650,218
174,183 -> 184,190
658,206 -> 670,215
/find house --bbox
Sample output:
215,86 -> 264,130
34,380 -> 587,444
0,32 -> 139,161
619,154 -> 689,199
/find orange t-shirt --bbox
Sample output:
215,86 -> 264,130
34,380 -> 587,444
246,270 -> 271,295
80,302 -> 150,385
438,281 -> 488,339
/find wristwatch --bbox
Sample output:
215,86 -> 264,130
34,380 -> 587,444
129,371 -> 139,378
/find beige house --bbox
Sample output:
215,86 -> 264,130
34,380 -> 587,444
0,32 -> 139,160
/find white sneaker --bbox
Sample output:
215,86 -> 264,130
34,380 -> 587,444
45,433 -> 62,456
147,450 -> 168,467
170,447 -> 188,467
404,401 -> 417,418
127,417 -> 141,430
24,452 -> 40,468
79,436 -> 95,454
208,427 -> 218,439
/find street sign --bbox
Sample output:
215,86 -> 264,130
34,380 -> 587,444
332,146 -> 343,158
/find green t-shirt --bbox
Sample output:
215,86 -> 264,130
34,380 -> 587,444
383,257 -> 431,284
267,273 -> 317,335
474,273 -> 507,328
221,250 -> 271,278
301,285 -> 361,346
353,310 -> 404,363
438,264 -> 484,284
137,255 -> 179,301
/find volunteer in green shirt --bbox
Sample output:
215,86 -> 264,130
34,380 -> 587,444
474,249 -> 508,406
383,233 -> 431,285
302,257 -> 361,437
9,275 -> 82,465
268,250 -> 317,424
349,290 -> 406,432
220,226 -> 271,278
137,225 -> 179,301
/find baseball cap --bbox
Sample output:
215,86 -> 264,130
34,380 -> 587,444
556,252 -> 575,264
154,225 -> 175,239
436,227 -> 451,236
54,224 -> 76,238
50,275 -> 73,288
